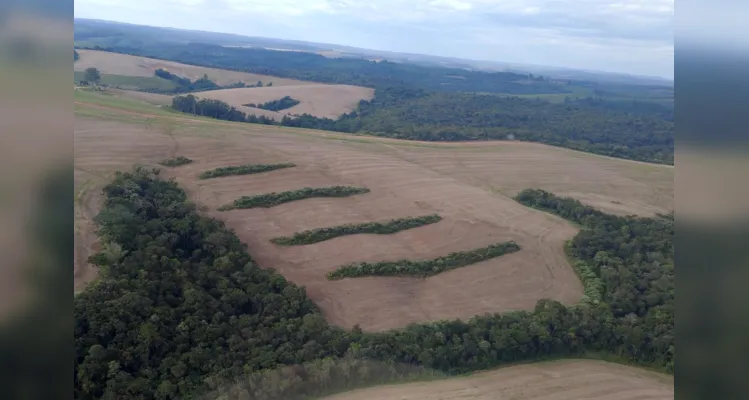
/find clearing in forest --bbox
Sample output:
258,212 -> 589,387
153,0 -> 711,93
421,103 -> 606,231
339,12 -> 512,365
193,84 -> 375,119
74,92 -> 672,330
322,359 -> 674,400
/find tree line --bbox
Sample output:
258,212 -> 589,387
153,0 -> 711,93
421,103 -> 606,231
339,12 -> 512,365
74,168 -> 673,399
83,44 -> 570,95
171,88 -> 674,164
152,69 -> 256,94
158,156 -> 193,167
271,214 -> 442,246
198,163 -> 296,179
218,186 -> 370,211
327,241 -> 521,279
245,96 -> 300,111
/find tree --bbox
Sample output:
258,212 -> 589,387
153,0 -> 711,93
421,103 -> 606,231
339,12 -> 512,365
84,67 -> 101,85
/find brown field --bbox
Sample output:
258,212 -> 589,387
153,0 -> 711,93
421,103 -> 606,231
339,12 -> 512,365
74,95 -> 672,329
107,88 -> 174,106
194,85 -> 375,119
323,359 -> 674,400
74,49 -> 316,87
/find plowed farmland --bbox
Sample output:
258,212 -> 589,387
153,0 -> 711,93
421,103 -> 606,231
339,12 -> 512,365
323,359 -> 674,400
74,92 -> 673,330
194,84 -> 375,119
74,49 -> 317,87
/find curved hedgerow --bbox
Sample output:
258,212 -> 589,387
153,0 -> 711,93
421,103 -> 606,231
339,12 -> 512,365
327,241 -> 520,280
158,156 -> 193,167
198,163 -> 295,179
218,186 -> 370,211
271,214 -> 442,245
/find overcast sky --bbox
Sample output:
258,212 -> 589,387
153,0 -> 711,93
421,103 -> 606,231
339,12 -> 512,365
74,0 -> 674,78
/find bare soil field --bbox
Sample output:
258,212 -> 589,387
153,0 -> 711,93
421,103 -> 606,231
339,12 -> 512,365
107,88 -> 174,106
74,49 -> 316,87
381,143 -> 673,217
194,85 -> 375,119
323,359 -> 674,400
74,97 -> 672,330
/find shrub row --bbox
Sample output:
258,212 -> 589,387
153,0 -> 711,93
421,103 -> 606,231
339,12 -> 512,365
157,156 -> 193,167
199,163 -> 295,179
244,96 -> 300,111
327,241 -> 521,280
219,186 -> 370,211
271,214 -> 442,246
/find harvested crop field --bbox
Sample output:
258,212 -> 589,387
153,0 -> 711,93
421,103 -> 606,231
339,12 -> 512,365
74,49 -> 317,87
323,359 -> 674,400
107,88 -> 174,106
74,93 -> 673,330
194,84 -> 375,119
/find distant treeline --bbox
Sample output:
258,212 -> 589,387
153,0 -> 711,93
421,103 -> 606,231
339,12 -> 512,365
245,96 -> 300,111
565,96 -> 674,121
152,68 -> 268,94
83,44 -> 570,95
74,168 -> 673,399
172,90 -> 674,164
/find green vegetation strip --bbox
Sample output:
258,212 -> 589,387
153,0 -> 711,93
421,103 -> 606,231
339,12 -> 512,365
158,156 -> 193,167
219,186 -> 370,211
271,214 -> 442,246
327,241 -> 520,280
199,163 -> 295,179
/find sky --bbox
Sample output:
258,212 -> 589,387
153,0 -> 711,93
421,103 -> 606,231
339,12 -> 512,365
74,0 -> 674,79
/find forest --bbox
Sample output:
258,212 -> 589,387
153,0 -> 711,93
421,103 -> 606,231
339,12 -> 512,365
74,168 -> 673,400
172,89 -> 674,164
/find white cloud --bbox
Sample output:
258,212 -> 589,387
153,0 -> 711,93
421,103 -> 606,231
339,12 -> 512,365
74,0 -> 674,77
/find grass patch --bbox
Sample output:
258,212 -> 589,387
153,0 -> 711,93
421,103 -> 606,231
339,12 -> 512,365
271,214 -> 442,246
74,71 -> 177,91
327,241 -> 520,280
219,186 -> 370,211
199,163 -> 295,179
158,156 -> 193,167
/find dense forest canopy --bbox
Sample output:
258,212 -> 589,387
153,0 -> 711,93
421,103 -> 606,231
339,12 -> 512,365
74,168 -> 674,399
